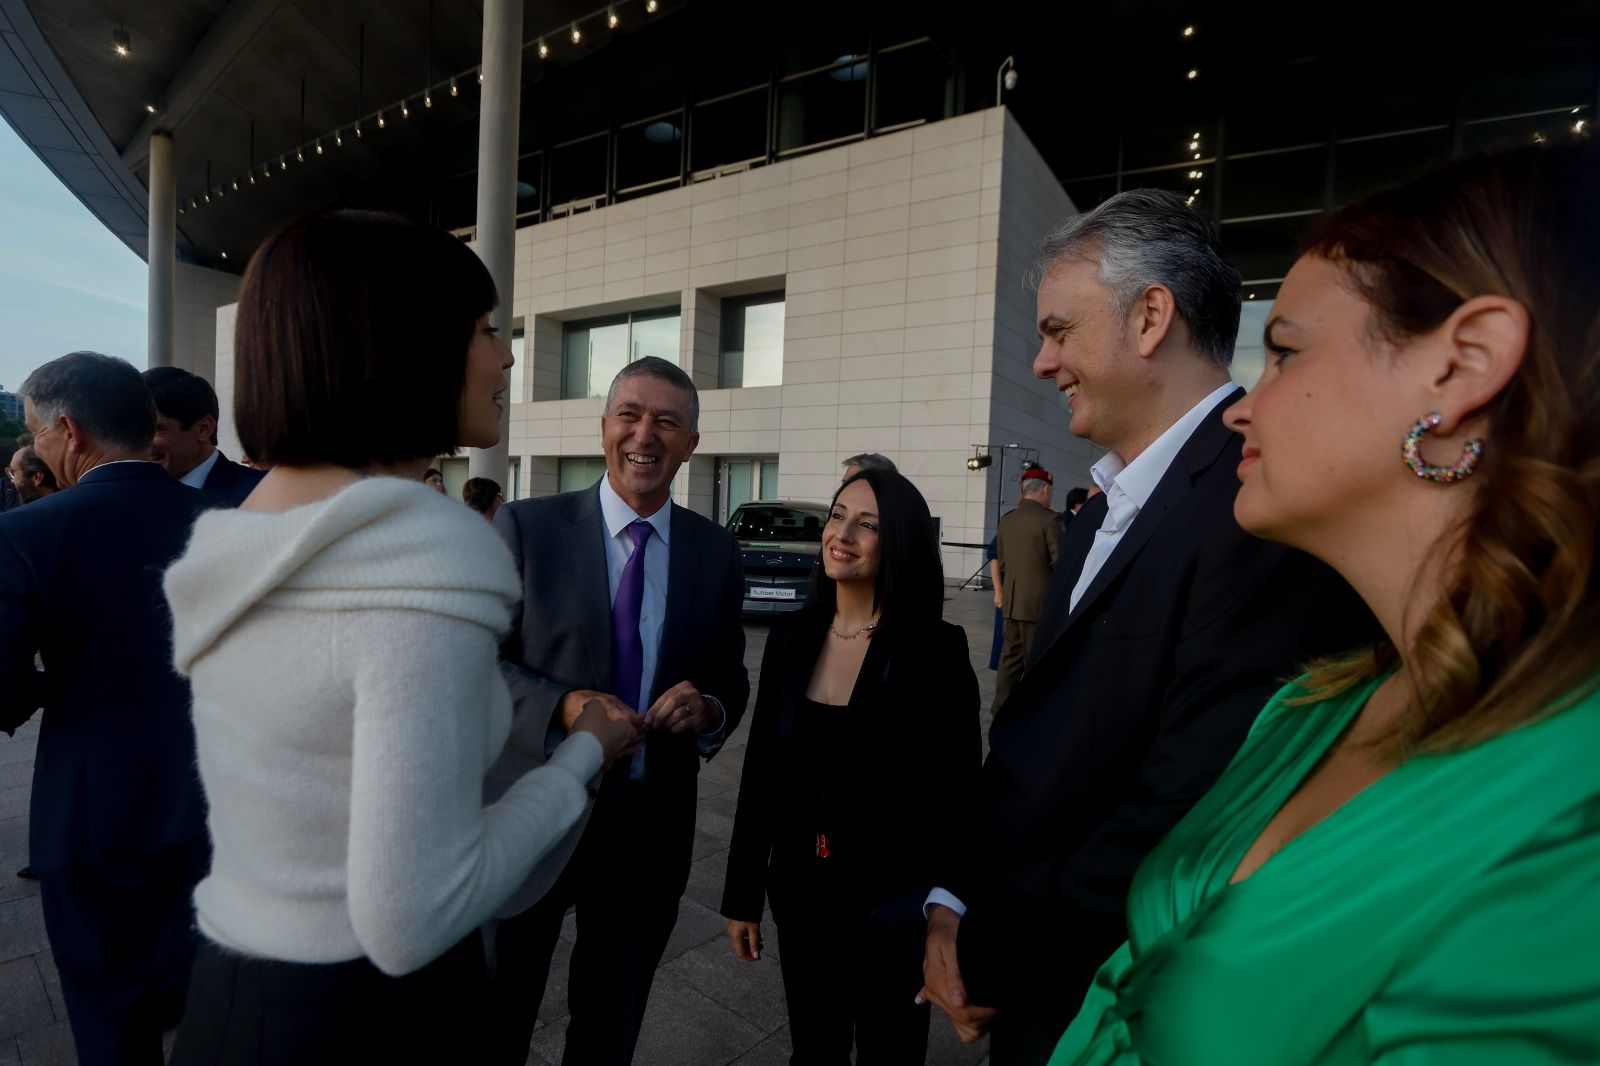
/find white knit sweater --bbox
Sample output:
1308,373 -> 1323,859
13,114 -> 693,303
164,476 -> 602,976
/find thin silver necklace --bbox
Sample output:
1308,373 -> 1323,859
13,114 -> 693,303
830,618 -> 879,640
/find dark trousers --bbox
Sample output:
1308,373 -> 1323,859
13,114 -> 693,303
38,839 -> 208,1066
169,931 -> 489,1064
768,867 -> 930,1066
992,619 -> 1038,713
486,773 -> 694,1066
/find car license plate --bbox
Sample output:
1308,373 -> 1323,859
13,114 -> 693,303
749,587 -> 797,601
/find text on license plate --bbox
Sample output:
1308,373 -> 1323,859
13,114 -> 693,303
749,587 -> 798,601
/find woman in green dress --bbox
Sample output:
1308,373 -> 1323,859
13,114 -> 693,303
1052,142 -> 1600,1065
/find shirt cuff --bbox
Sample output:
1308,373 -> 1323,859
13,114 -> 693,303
924,887 -> 968,919
695,694 -> 728,755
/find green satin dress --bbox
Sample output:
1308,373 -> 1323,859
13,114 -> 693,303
1050,674 -> 1600,1065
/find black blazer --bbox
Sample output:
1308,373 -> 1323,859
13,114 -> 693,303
199,451 -> 264,509
721,611 -> 982,923
954,390 -> 1375,1017
492,483 -> 750,801
0,462 -> 209,872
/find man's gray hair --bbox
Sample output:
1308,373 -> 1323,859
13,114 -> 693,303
842,453 -> 897,474
1019,476 -> 1051,498
605,356 -> 699,431
19,351 -> 156,453
1025,189 -> 1242,367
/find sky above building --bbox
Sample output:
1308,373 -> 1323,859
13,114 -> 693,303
0,117 -> 147,398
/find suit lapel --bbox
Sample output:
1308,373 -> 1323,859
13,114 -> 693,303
566,487 -> 616,689
1035,389 -> 1244,655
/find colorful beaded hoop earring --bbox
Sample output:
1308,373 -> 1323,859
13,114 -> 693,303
1402,411 -> 1484,484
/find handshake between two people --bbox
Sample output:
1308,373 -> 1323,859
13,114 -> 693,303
560,680 -> 720,768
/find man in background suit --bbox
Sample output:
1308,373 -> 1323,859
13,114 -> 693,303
993,466 -> 1059,712
8,435 -> 58,504
485,356 -> 749,1066
1057,484 -> 1089,541
920,191 -> 1372,1062
143,366 -> 264,508
0,352 -> 209,1065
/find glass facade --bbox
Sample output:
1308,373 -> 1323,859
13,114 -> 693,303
562,308 -> 682,400
719,293 -> 786,389
558,457 -> 608,494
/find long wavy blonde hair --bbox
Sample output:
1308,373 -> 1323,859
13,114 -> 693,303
1296,142 -> 1600,754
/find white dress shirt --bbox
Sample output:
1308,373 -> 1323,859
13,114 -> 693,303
597,475 -> 726,741
926,381 -> 1237,920
1068,381 -> 1238,612
179,448 -> 222,490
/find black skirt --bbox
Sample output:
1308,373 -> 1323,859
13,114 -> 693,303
168,930 -> 490,1065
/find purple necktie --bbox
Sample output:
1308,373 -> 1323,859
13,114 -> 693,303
612,519 -> 652,779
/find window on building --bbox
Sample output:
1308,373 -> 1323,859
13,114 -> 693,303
718,456 -> 781,522
510,328 -> 526,404
558,457 -> 609,493
719,293 -> 785,389
562,308 -> 682,400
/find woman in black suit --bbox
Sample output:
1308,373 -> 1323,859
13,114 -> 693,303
722,468 -> 982,1065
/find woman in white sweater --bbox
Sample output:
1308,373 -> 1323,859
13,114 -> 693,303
165,210 -> 639,1064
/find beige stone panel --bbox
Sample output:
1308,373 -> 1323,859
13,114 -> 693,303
840,352 -> 906,381
840,328 -> 906,358
841,279 -> 908,312
790,193 -> 848,225
841,305 -> 907,333
787,241 -> 846,271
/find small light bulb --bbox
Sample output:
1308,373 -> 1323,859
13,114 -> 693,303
1192,188 -> 1200,195
204,192 -> 211,203
424,92 -> 433,108
1573,107 -> 1582,114
450,78 -> 459,96
401,100 -> 410,118
608,9 -> 619,28
217,187 -> 223,198
279,157 -> 287,171
1185,196 -> 1195,205
232,179 -> 239,190
315,140 -> 323,155
1576,119 -> 1588,133
477,71 -> 484,83
249,174 -> 256,185
539,38 -> 549,58
1187,69 -> 1199,79
1193,152 -> 1201,159
263,163 -> 270,178
221,251 -> 229,260
1188,140 -> 1198,150
1182,25 -> 1195,37
335,130 -> 343,147
355,121 -> 363,138
377,110 -> 385,128
646,0 -> 657,11
1248,292 -> 1256,300
178,206 -> 184,215
296,148 -> 304,162
571,23 -> 581,44
190,197 -> 198,208
145,103 -> 157,114
1192,131 -> 1200,139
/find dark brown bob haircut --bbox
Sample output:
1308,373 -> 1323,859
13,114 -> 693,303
234,209 -> 497,467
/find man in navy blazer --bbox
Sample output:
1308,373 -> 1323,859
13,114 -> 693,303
0,352 -> 209,1065
484,356 -> 749,1066
919,193 -> 1374,1062
144,366 -> 264,508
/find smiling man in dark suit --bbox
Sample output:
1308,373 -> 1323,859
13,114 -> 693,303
484,355 -> 749,1066
0,352 -> 210,1065
143,366 -> 264,508
919,191 -> 1372,1062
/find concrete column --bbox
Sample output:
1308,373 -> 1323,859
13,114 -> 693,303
147,131 -> 176,368
468,0 -> 523,483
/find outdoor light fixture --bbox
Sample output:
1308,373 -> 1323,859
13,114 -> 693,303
571,23 -> 582,44
967,454 -> 992,471
647,0 -> 658,11
608,8 -> 619,28
539,38 -> 549,58
113,26 -> 130,57
996,56 -> 1018,100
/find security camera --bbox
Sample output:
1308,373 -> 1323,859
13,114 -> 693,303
1003,69 -> 1019,91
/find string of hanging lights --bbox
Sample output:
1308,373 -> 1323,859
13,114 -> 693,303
175,0 -> 668,218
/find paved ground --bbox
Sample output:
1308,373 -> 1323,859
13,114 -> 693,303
0,586 -> 1002,1065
